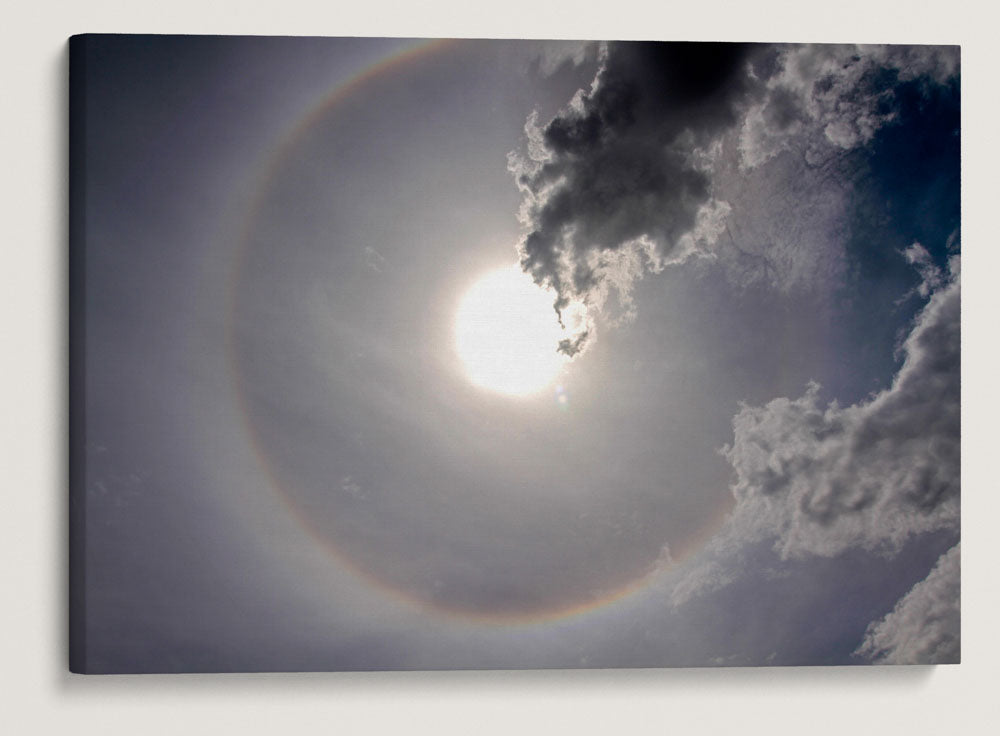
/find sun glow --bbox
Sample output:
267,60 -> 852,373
455,265 -> 569,396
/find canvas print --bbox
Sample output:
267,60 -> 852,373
69,35 -> 960,673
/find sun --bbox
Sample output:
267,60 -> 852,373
455,264 -> 569,396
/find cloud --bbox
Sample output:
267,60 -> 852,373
340,476 -> 363,498
899,242 -> 946,300
707,142 -> 853,295
739,44 -> 959,169
718,46 -> 958,297
669,558 -> 739,607
363,246 -> 386,273
511,43 -> 959,356
672,254 -> 960,604
722,257 -> 960,559
510,42 -> 764,355
532,40 -> 598,77
855,543 -> 960,664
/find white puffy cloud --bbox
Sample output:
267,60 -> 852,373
672,255 -> 959,608
855,543 -> 960,664
739,44 -> 959,169
722,258 -> 959,559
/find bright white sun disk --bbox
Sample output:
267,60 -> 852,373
455,265 -> 568,396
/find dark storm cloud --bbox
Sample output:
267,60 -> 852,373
510,42 -> 765,354
855,543 -> 960,664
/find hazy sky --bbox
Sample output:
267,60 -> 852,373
75,36 -> 960,672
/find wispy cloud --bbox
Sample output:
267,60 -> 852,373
363,246 -> 386,273
855,543 -> 960,664
340,476 -> 364,498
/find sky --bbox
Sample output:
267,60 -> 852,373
73,35 -> 960,672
